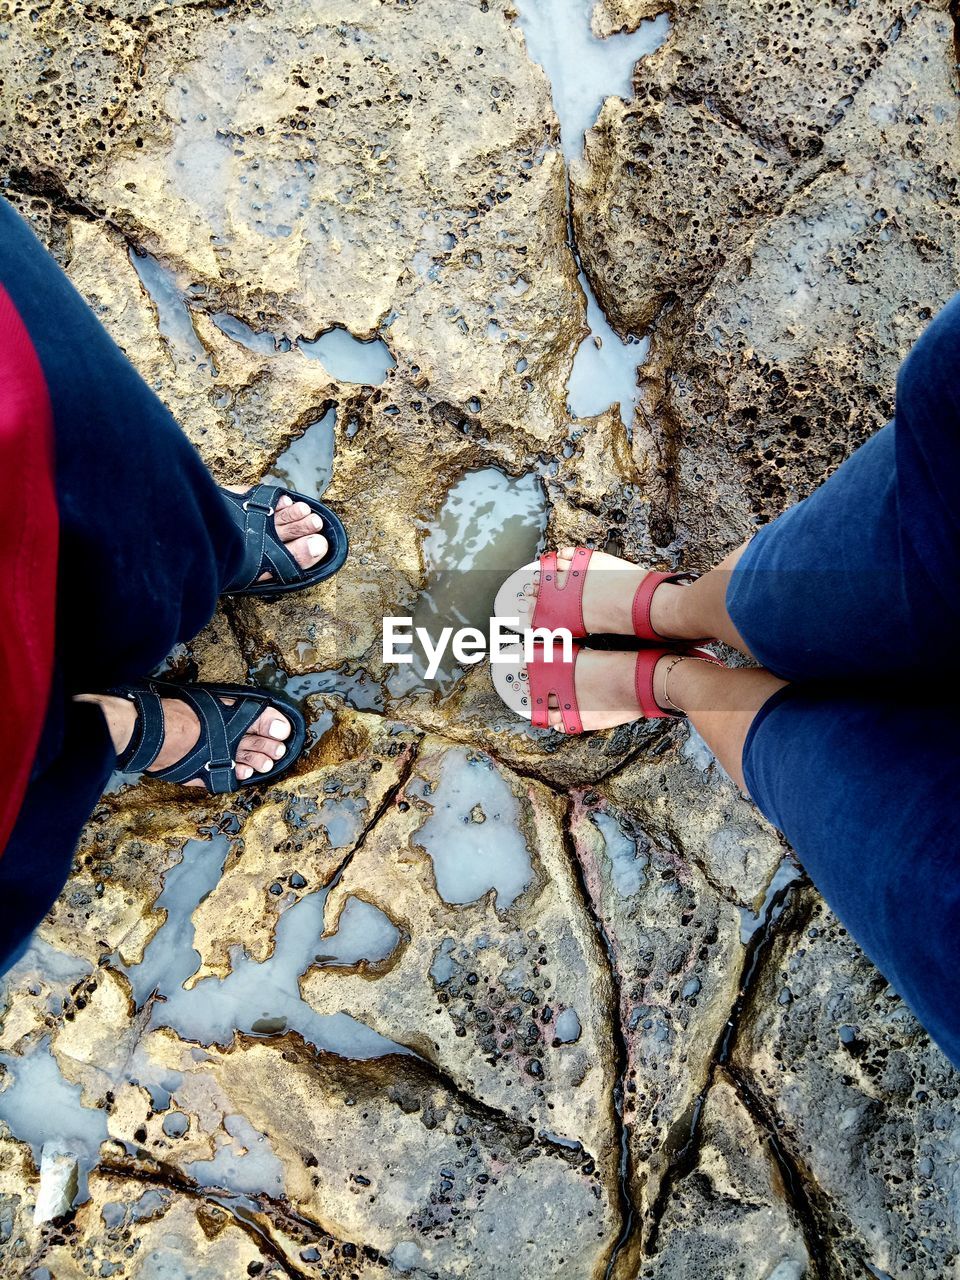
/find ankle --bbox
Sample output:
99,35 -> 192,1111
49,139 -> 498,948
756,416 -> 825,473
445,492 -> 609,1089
74,693 -> 137,757
653,654 -> 688,713
649,581 -> 701,640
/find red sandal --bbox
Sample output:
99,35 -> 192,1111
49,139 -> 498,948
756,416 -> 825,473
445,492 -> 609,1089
493,548 -> 702,642
491,638 -> 724,733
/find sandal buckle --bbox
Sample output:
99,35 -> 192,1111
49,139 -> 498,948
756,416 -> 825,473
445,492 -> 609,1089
242,499 -> 275,516
204,758 -> 236,772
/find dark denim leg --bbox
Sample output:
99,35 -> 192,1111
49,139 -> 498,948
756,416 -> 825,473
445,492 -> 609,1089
726,293 -> 960,681
0,703 -> 114,970
0,198 -> 245,970
743,684 -> 960,1070
0,197 -> 244,691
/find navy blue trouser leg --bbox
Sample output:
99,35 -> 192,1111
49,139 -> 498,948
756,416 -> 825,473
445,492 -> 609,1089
742,686 -> 960,1067
726,295 -> 960,1068
0,198 -> 245,970
726,293 -> 960,681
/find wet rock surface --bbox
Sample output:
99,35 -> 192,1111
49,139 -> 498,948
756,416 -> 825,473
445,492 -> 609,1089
574,0 -> 960,556
2,0 -> 959,1277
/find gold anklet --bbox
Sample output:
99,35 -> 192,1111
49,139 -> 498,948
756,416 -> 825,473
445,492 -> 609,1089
661,654 -> 718,715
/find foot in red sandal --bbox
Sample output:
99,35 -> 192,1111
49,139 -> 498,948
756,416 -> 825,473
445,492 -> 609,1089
493,547 -> 705,641
490,639 -> 724,733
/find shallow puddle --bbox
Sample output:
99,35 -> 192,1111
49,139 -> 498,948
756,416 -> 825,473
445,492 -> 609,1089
590,809 -> 648,897
212,313 -> 394,384
513,0 -> 669,167
513,0 -> 669,429
129,248 -> 210,367
251,655 -> 385,714
123,837 -> 406,1059
299,325 -> 396,384
314,896 -> 401,968
0,1037 -> 109,1204
264,406 -> 337,498
409,749 -> 534,910
391,466 -> 547,695
185,1113 -> 285,1196
126,836 -> 231,1007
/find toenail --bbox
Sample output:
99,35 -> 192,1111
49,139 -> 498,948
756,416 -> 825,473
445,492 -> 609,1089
237,765 -> 253,779
274,743 -> 286,759
307,535 -> 324,557
310,514 -> 323,530
269,720 -> 287,739
259,758 -> 274,771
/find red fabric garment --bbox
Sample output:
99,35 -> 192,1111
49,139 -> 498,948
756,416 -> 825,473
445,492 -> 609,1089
0,282 -> 58,858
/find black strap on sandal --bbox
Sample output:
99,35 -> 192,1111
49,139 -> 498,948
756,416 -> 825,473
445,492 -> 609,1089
113,680 -> 306,794
220,482 -> 348,599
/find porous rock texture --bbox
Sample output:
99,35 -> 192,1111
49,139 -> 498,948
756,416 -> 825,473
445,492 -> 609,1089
574,0 -> 960,556
0,0 -> 958,1277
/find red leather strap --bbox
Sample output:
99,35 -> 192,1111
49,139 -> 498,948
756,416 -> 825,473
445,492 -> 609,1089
527,641 -> 583,734
635,645 -> 725,719
0,283 -> 58,859
631,570 -> 687,640
634,647 -> 671,719
531,547 -> 592,639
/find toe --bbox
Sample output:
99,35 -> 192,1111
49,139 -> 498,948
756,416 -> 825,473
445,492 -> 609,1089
254,708 -> 292,741
277,494 -> 293,510
236,764 -> 254,780
289,533 -> 328,570
237,747 -> 275,773
242,732 -> 287,761
275,500 -> 313,528
276,511 -> 324,543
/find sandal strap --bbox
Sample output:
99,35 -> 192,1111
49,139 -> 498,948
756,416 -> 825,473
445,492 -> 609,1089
634,645 -> 726,720
111,682 -> 270,794
526,641 -> 583,734
221,483 -> 305,592
530,547 -> 592,638
634,647 -> 676,720
114,687 -> 166,772
631,570 -> 696,641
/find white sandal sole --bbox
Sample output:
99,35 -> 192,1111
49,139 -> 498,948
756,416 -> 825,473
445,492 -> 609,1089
490,639 -> 535,719
492,559 -> 541,633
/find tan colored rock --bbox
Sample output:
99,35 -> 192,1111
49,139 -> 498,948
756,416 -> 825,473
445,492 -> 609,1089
190,710 -> 419,980
733,887 -> 960,1279
31,1171 -> 322,1280
0,1134 -> 40,1272
568,788 -> 746,1264
170,1033 -> 621,1278
574,1 -> 960,555
3,0 -> 957,1272
636,1073 -> 809,1280
591,0 -> 669,39
602,728 -> 783,906
301,738 -> 619,1161
2,0 -> 582,453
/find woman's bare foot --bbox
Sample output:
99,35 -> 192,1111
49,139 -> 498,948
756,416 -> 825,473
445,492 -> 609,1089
75,692 -> 292,784
519,545 -> 755,654
517,547 -> 698,638
223,487 -> 328,583
498,643 -> 691,731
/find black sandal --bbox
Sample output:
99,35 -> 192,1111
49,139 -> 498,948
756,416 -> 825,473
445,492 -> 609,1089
219,482 -> 349,599
112,680 -> 307,793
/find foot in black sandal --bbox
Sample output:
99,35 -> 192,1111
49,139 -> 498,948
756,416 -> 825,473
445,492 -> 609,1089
77,681 -> 307,792
220,482 -> 348,599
